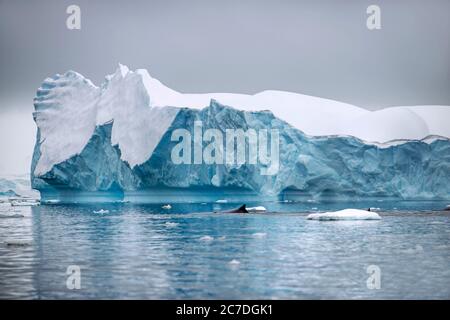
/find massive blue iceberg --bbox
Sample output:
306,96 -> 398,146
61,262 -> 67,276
31,66 -> 450,202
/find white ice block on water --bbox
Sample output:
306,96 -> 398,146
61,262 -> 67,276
247,206 -> 267,212
306,209 -> 381,221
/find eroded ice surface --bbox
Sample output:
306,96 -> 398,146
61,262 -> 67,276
31,65 -> 450,201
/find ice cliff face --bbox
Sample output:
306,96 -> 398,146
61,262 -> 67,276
31,65 -> 450,201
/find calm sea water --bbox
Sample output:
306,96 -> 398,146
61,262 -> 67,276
0,200 -> 449,299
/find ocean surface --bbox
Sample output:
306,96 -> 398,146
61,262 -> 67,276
0,200 -> 449,299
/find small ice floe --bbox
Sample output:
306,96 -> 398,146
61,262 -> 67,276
5,240 -> 31,247
93,209 -> 109,214
165,221 -> 179,228
215,199 -> 228,203
428,221 -> 445,225
369,207 -> 381,211
114,200 -> 130,204
217,236 -> 226,241
0,213 -> 25,219
162,204 -> 172,210
199,235 -> 214,242
229,259 -> 240,265
247,206 -> 267,213
252,232 -> 267,238
444,205 -> 450,211
306,209 -> 381,221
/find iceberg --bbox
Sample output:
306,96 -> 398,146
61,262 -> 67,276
31,65 -> 450,202
0,175 -> 40,199
306,209 -> 381,221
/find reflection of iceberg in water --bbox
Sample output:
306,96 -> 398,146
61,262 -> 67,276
0,206 -> 37,299
27,205 -> 178,298
1,204 -> 449,299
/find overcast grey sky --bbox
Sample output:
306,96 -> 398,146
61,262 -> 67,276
0,0 -> 449,173
1,0 -> 449,113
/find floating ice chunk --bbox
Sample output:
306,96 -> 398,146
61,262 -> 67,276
306,209 -> 381,221
247,206 -> 267,212
93,209 -> 109,214
162,204 -> 172,210
114,200 -> 130,204
165,221 -> 179,228
252,232 -> 267,238
200,235 -> 214,242
215,199 -> 228,203
229,259 -> 240,265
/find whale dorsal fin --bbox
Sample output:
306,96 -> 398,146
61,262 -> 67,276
238,204 -> 247,213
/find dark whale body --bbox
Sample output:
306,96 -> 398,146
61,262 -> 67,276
216,204 -> 249,214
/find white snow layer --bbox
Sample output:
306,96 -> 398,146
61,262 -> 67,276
306,209 -> 381,221
33,64 -> 450,176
